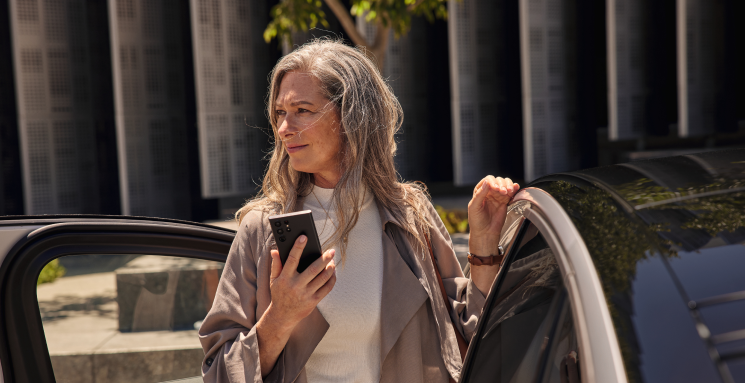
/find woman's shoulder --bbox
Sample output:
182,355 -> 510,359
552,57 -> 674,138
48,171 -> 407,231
237,203 -> 277,232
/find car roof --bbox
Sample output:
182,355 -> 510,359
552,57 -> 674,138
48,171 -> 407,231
530,148 -> 745,382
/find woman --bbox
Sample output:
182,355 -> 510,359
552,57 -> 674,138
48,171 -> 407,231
199,39 -> 519,383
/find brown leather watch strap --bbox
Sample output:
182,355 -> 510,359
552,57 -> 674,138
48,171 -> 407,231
467,252 -> 505,266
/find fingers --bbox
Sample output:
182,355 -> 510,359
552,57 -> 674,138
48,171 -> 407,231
470,175 -> 495,211
270,249 -> 283,281
308,254 -> 336,292
298,249 -> 335,285
313,269 -> 337,300
282,235 -> 307,275
489,177 -> 520,196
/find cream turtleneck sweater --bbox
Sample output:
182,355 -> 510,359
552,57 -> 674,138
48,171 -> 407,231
302,185 -> 384,383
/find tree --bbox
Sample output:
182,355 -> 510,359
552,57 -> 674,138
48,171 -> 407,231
263,0 -> 448,70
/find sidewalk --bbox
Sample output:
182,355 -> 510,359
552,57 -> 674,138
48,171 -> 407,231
38,264 -> 205,382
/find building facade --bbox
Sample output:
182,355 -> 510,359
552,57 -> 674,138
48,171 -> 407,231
109,0 -> 192,218
190,0 -> 272,199
8,0 -> 117,214
1,0 -> 744,219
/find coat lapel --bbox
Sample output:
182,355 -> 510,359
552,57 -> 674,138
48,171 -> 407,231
379,227 -> 429,364
283,308 -> 329,383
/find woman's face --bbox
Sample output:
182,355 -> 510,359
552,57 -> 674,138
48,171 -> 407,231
275,71 -> 343,187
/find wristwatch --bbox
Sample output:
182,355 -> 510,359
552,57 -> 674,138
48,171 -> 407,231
467,245 -> 505,266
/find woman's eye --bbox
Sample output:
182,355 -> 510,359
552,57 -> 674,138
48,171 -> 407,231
276,110 -> 286,116
298,108 -> 309,113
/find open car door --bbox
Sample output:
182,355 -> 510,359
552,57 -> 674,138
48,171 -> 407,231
0,216 -> 235,383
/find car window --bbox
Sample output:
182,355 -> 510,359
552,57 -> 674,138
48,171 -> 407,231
37,253 -> 223,383
462,220 -> 580,383
540,298 -> 579,383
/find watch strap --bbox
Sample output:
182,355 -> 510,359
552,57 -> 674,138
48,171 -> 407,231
467,245 -> 506,266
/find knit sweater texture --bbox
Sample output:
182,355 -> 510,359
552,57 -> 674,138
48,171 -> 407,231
302,185 -> 384,383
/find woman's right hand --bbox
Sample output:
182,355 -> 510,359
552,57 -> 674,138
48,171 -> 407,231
266,235 -> 337,330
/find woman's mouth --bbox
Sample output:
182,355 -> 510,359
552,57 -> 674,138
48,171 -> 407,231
286,144 -> 308,154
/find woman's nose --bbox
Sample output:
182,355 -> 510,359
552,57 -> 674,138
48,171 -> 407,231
277,116 -> 296,138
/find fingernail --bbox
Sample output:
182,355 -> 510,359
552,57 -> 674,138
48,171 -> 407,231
299,235 -> 307,243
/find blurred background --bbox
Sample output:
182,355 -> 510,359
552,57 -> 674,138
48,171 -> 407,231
1,0 -> 744,222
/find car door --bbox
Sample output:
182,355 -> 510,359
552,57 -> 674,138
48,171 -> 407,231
0,216 -> 235,383
459,188 -> 627,383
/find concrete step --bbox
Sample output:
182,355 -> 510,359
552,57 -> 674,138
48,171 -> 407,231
38,260 -> 212,383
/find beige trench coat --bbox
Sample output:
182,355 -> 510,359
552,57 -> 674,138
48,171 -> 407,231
199,197 -> 487,383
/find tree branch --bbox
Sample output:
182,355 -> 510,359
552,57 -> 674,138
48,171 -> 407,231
322,0 -> 369,48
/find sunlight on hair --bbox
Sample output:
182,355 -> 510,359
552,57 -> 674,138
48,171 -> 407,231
237,38 -> 434,262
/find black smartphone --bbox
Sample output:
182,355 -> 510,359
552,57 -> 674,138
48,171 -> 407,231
268,210 -> 323,273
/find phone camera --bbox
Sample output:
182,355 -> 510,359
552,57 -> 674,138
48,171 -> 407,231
277,228 -> 283,234
284,220 -> 289,224
279,236 -> 286,242
274,222 -> 281,227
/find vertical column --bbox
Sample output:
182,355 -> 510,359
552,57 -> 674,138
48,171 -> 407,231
1,1 -> 23,215
448,0 -> 504,185
9,0 -> 107,214
357,17 -> 430,181
520,0 -> 580,181
677,0 -> 725,137
607,0 -> 648,141
190,0 -> 271,198
109,0 -> 191,218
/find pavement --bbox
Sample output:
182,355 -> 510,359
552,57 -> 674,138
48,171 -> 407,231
38,259 -> 206,383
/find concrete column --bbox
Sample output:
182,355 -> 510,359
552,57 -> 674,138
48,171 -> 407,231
189,0 -> 271,198
9,0 -> 112,214
519,0 -> 580,181
676,0 -> 726,137
108,0 -> 192,218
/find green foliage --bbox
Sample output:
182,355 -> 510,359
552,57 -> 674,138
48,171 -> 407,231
37,259 -> 66,286
264,0 -> 449,45
435,205 -> 469,234
349,0 -> 448,37
264,0 -> 330,44
615,176 -> 745,236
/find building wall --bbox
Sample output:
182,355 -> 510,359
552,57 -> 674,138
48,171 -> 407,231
109,0 -> 192,219
520,0 -> 580,181
356,18 -> 431,182
0,0 -> 23,215
190,0 -> 272,199
448,0 -> 524,185
607,0 -> 648,141
9,0 -> 113,214
677,0 -> 726,137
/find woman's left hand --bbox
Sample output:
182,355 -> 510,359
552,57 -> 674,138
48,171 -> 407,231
467,176 -> 520,256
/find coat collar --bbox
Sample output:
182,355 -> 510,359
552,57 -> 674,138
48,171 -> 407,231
297,192 -> 415,234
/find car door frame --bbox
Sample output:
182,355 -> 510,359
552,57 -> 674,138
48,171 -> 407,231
0,217 -> 235,383
459,188 -> 627,383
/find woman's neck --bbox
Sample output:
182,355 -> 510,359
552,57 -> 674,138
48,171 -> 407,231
312,171 -> 339,189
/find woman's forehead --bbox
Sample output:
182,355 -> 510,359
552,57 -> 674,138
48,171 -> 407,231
275,71 -> 326,104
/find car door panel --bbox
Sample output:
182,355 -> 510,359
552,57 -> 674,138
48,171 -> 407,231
0,219 -> 234,383
461,189 -> 627,383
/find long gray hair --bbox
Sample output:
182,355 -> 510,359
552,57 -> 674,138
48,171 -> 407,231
236,38 -> 432,260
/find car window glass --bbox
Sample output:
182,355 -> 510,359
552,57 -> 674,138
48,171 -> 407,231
37,254 -> 223,383
463,221 -> 573,383
541,299 -> 580,383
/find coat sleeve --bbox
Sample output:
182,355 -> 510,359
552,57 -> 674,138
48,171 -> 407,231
198,215 -> 283,383
425,202 -> 487,343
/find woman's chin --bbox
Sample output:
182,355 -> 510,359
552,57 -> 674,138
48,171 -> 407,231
288,159 -> 313,174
